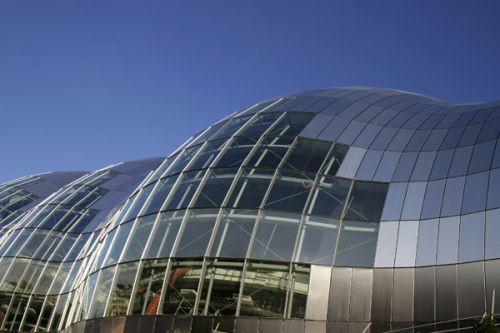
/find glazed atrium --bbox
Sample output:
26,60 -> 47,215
0,87 -> 499,333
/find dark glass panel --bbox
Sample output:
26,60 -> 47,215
416,219 -> 439,266
162,260 -> 203,315
107,262 -> 139,316
175,209 -> 218,257
401,182 -> 426,220
141,175 -> 180,215
164,170 -> 205,211
468,140 -> 495,173
458,212 -> 485,262
144,211 -> 184,259
335,220 -> 379,267
245,136 -> 293,169
209,209 -> 257,258
88,266 -> 116,319
487,168 -> 500,210
104,222 -> 133,267
192,169 -> 237,208
448,146 -> 473,177
187,139 -> 226,171
344,181 -> 388,222
240,261 -> 290,317
429,149 -> 454,180
485,209 -> 500,259
321,143 -> 349,176
226,169 -> 273,209
166,145 -> 202,176
131,259 -> 167,315
264,170 -> 313,214
214,137 -> 256,168
121,214 -> 156,262
197,261 -> 243,316
307,176 -> 350,218
282,138 -> 331,173
441,177 -> 465,217
250,211 -> 300,262
420,180 -> 445,220
381,183 -> 407,221
392,152 -> 418,182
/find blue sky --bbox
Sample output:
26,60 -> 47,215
1,0 -> 499,183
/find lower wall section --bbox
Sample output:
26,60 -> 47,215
3,314 -> 495,333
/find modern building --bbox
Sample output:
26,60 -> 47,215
0,87 -> 499,333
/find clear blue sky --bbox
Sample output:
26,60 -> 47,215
1,0 -> 499,183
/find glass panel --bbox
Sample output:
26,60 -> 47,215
430,149 -> 454,180
164,170 -> 205,211
239,112 -> 280,137
394,221 -> 419,267
166,145 -> 202,176
214,137 -> 256,168
289,264 -> 310,318
141,175 -> 180,216
187,139 -> 226,171
94,228 -> 117,270
226,169 -> 273,209
198,261 -> 243,316
16,260 -> 45,293
3,294 -> 29,331
416,219 -> 439,266
175,209 -> 218,257
17,229 -> 49,257
87,266 -> 116,319
209,209 -> 257,258
1,258 -> 29,292
80,273 -> 98,320
245,136 -> 293,169
381,183 -> 407,221
448,146 -> 473,177
401,182 -> 426,220
468,140 -> 495,173
462,171 -> 488,214
240,262 -> 290,317
3,229 -> 30,256
121,183 -> 154,222
33,263 -> 59,294
50,234 -> 78,261
131,259 -> 167,315
266,112 -> 314,137
120,214 -> 156,262
192,169 -> 237,208
144,211 -> 184,259
344,181 -> 388,222
307,176 -> 350,219
392,152 -> 418,182
411,151 -> 436,181
356,150 -> 383,180
104,222 -> 133,267
36,295 -> 57,331
458,212 -> 485,262
107,262 -> 139,316
21,295 -> 44,331
282,138 -> 331,173
335,220 -> 379,267
264,170 -> 313,214
250,211 -> 300,262
485,209 -> 500,259
441,177 -> 465,217
162,260 -> 203,315
321,143 -> 348,176
436,216 -> 459,265
296,215 -> 339,265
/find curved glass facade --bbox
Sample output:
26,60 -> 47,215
0,87 -> 499,332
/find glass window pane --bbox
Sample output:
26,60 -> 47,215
214,137 -> 256,168
175,209 -> 218,257
164,170 -> 205,211
336,147 -> 365,179
264,170 -> 313,214
107,262 -> 139,316
162,260 -> 203,315
18,229 -> 49,258
394,221 -> 419,267
373,151 -> 400,182
209,209 -> 257,258
187,139 -> 227,171
436,216 -> 459,265
144,211 -> 184,259
250,211 -> 300,262
104,222 -> 133,267
296,215 -> 339,265
462,171 -> 488,214
239,112 -> 281,137
245,136 -> 293,169
411,151 -> 436,181
240,262 -> 290,317
392,152 -> 418,182
141,175 -> 180,216
267,112 -> 314,137
94,228 -> 117,270
226,169 -> 273,209
192,169 -> 237,208
401,182 -> 426,220
468,141 -> 495,173
441,176 -> 466,217
307,176 -> 350,218
356,150 -> 383,180
485,209 -> 500,259
166,145 -> 202,176
321,143 -> 348,176
122,184 -> 154,222
416,218 -> 439,266
289,264 -> 310,318
197,261 -> 243,316
344,181 -> 388,222
448,146 -> 473,177
121,214 -> 156,262
282,138 -> 331,173
87,266 -> 116,319
131,259 -> 167,315
334,220 -> 379,267
458,212 -> 485,263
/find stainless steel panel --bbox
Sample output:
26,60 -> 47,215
458,262 -> 485,318
371,268 -> 393,322
305,265 -> 331,321
327,267 -> 352,321
392,268 -> 414,322
349,268 -> 373,322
